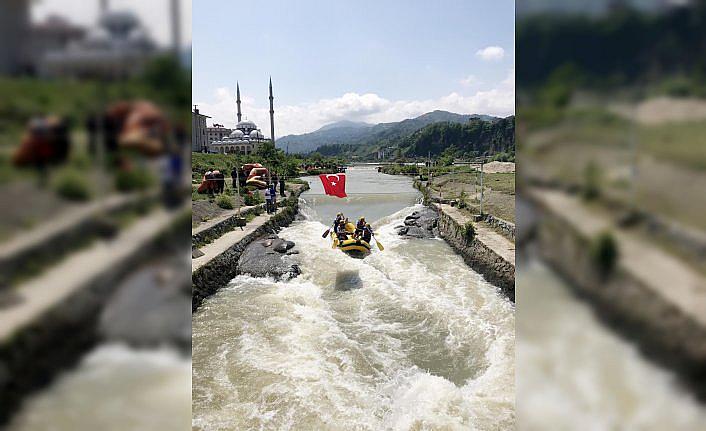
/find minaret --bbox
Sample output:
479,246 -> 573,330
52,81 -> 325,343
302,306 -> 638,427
170,0 -> 181,56
269,77 -> 275,145
236,82 -> 242,123
100,0 -> 109,14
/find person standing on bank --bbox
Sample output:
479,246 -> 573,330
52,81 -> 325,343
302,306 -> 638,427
264,186 -> 272,213
279,175 -> 286,197
270,183 -> 277,211
230,167 -> 238,192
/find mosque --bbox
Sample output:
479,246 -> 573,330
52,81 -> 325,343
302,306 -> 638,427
207,79 -> 276,155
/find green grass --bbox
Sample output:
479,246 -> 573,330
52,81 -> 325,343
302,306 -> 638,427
483,173 -> 515,194
639,121 -> 706,171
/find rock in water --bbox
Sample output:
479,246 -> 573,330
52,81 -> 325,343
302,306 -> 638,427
396,207 -> 439,239
238,235 -> 301,279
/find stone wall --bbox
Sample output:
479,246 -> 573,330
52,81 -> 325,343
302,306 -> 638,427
191,185 -> 308,312
436,208 -> 515,301
0,193 -> 154,288
192,203 -> 265,248
0,210 -> 190,425
530,196 -> 706,396
483,214 -> 515,241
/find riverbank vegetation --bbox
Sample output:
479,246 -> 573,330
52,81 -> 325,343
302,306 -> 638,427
192,150 -> 345,180
317,116 -> 515,161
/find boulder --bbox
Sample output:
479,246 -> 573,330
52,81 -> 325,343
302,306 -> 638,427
395,207 -> 439,239
238,235 -> 301,279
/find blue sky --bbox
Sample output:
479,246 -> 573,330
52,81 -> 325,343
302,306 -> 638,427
194,0 -> 515,136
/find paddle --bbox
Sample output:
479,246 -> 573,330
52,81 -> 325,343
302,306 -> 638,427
371,232 -> 384,251
322,228 -> 330,238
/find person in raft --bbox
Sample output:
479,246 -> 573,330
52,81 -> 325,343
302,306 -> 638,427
361,223 -> 373,244
335,219 -> 348,241
333,212 -> 344,233
354,216 -> 366,239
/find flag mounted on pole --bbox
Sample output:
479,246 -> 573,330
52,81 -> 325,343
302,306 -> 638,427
319,174 -> 347,198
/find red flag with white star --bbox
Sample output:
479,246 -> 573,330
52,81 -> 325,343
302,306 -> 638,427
319,174 -> 347,198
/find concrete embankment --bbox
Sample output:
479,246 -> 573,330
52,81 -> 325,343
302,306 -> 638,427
191,184 -> 309,311
410,180 -> 515,301
0,206 -> 190,424
435,204 -> 515,301
527,187 -> 706,396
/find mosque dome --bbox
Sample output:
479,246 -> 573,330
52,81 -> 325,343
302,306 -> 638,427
236,120 -> 257,131
229,129 -> 244,139
249,130 -> 264,139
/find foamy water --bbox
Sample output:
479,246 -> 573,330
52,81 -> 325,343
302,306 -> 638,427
7,344 -> 192,431
516,261 -> 706,430
192,167 -> 515,430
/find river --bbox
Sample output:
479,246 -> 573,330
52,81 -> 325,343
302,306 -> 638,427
516,260 -> 706,430
6,255 -> 192,431
192,166 -> 516,430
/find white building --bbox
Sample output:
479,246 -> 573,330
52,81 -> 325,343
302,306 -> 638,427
207,119 -> 268,155
206,124 -> 232,145
192,108 -> 210,152
37,10 -> 157,79
206,81 -> 276,154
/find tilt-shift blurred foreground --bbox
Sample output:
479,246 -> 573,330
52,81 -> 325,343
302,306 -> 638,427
517,0 -> 706,429
0,1 -> 192,430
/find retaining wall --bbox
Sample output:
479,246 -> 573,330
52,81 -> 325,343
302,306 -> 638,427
0,210 -> 190,425
191,185 -> 308,312
484,214 -> 516,241
436,208 -> 515,301
530,195 -> 706,396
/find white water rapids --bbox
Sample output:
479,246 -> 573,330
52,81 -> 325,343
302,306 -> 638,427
192,167 -> 516,430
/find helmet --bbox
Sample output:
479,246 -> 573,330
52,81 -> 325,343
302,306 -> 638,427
359,216 -> 365,221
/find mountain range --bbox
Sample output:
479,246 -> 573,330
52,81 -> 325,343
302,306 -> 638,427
276,110 -> 498,154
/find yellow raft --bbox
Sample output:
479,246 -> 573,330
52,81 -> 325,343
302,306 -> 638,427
333,236 -> 371,258
332,222 -> 371,258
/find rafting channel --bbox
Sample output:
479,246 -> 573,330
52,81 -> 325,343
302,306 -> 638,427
192,165 -> 515,429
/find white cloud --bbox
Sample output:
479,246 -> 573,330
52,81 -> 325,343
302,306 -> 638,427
475,46 -> 505,61
460,75 -> 480,87
195,73 -> 514,137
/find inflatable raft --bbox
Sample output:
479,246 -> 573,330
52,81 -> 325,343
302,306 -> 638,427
332,221 -> 371,258
332,236 -> 371,258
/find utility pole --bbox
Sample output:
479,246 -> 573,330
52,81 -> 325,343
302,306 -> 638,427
629,104 -> 638,211
427,151 -> 431,185
479,157 -> 485,217
170,0 -> 181,56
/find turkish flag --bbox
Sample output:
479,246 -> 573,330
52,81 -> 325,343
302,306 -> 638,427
319,174 -> 347,198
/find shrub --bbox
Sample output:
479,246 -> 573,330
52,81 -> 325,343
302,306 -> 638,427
460,221 -> 475,242
590,231 -> 618,277
243,191 -> 263,206
582,161 -> 601,200
115,168 -> 154,192
215,194 -> 234,209
53,168 -> 91,201
458,190 -> 468,209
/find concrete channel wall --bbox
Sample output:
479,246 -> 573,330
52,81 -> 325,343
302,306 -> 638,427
192,203 -> 266,248
436,207 -> 515,301
529,195 -> 706,394
484,214 -> 516,241
191,185 -> 309,312
0,210 -> 190,425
